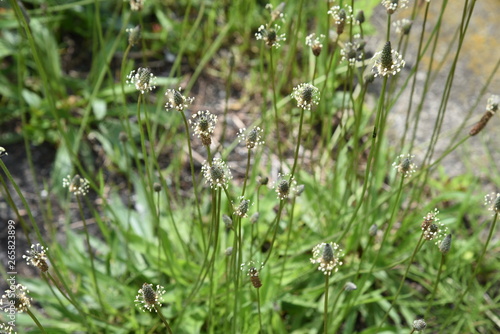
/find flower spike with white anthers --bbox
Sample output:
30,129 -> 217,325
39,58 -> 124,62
126,67 -> 156,94
134,283 -> 166,312
421,208 -> 449,245
372,41 -> 405,77
310,242 -> 344,276
201,158 -> 233,189
165,87 -> 194,112
23,243 -> 49,272
63,174 -> 90,196
291,83 -> 320,111
392,154 -> 417,178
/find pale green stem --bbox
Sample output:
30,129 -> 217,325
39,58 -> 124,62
154,304 -> 174,334
263,201 -> 285,266
324,274 -> 330,334
257,288 -> 263,332
26,309 -> 47,334
290,107 -> 305,180
179,111 -> 205,248
425,253 -> 446,318
241,149 -> 252,197
279,198 -> 296,286
76,196 -> 106,314
269,47 -> 283,165
377,233 -> 425,330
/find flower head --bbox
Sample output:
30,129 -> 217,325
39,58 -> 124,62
439,234 -> 452,254
372,41 -> 405,77
382,0 -> 409,14
355,10 -> 365,25
291,83 -> 320,110
223,214 -> 233,229
412,319 -> 427,331
328,5 -> 353,35
129,0 -> 145,11
165,87 -> 194,112
341,41 -> 364,66
393,19 -> 412,35
421,208 -> 448,245
241,261 -> 264,289
134,283 -> 166,312
266,2 -> 286,23
63,174 -> 90,196
484,193 -> 500,215
469,95 -> 498,135
238,126 -> 264,149
1,284 -> 32,313
202,158 -> 232,189
310,242 -> 343,275
255,24 -> 286,49
274,173 -> 297,200
486,94 -> 499,113
126,68 -> 156,94
392,154 -> 417,177
23,244 -> 49,272
250,212 -> 260,224
0,147 -> 7,158
126,25 -> 141,46
189,110 -> 217,146
233,197 -> 251,218
0,323 -> 15,334
306,33 -> 326,57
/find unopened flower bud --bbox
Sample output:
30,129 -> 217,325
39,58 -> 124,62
439,234 -> 452,254
356,10 -> 365,24
223,214 -> 233,229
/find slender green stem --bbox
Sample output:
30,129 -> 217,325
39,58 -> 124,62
135,96 -> 153,190
372,175 -> 406,262
386,14 -> 391,42
154,304 -> 174,334
400,1 -> 430,149
76,196 -> 105,314
425,253 -> 446,318
209,188 -> 222,333
179,111 -> 205,248
335,76 -> 387,243
290,107 -> 305,180
256,288 -> 263,332
324,275 -> 330,334
232,212 -> 244,333
312,56 -> 318,85
241,150 -> 252,197
377,233 -> 425,330
220,53 -> 235,147
156,191 -> 162,281
279,198 -> 296,286
46,272 -> 89,319
329,284 -> 344,330
26,309 -> 47,334
269,47 -> 283,165
263,201 -> 285,266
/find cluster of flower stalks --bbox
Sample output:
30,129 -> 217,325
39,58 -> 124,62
1,0 -> 499,333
